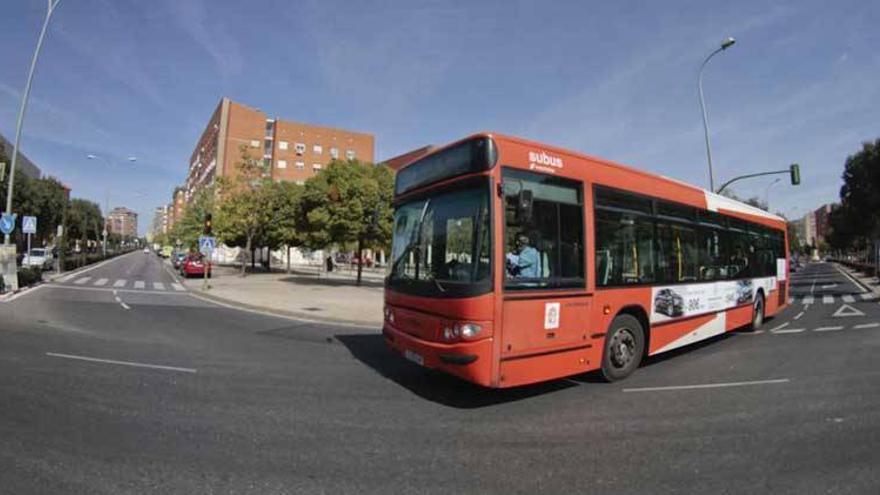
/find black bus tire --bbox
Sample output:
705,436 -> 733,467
600,314 -> 645,382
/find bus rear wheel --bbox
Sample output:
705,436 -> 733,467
600,314 -> 645,382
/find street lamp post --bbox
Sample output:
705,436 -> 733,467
86,154 -> 136,255
764,177 -> 781,208
698,36 -> 736,193
4,0 -> 63,245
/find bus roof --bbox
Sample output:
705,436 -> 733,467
415,132 -> 786,226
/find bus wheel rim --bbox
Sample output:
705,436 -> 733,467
610,328 -> 636,369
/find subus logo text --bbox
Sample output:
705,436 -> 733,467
528,151 -> 564,172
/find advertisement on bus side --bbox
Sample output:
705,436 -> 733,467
651,277 -> 776,323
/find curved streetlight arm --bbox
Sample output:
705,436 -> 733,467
698,46 -> 725,193
3,0 -> 62,244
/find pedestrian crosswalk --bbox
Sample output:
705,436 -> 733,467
788,293 -> 878,305
61,277 -> 186,292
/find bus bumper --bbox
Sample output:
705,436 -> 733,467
383,324 -> 494,386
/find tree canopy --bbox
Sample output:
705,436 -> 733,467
828,138 -> 880,251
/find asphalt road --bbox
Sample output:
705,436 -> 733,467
2,255 -> 879,494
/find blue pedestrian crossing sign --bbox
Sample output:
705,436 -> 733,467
22,216 -> 37,234
0,213 -> 16,236
199,235 -> 216,254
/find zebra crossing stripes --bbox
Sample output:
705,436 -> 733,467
134,281 -> 145,289
790,293 -> 878,305
171,283 -> 185,291
860,293 -> 876,300
94,278 -> 108,286
802,295 -> 814,305
822,295 -> 834,304
842,294 -> 855,303
74,277 -> 91,285
113,279 -> 126,288
153,282 -> 165,291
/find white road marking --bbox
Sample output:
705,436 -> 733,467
773,328 -> 806,334
822,295 -> 834,304
793,311 -> 805,321
769,322 -> 789,332
821,283 -> 838,289
74,277 -> 91,285
134,281 -> 145,289
113,279 -> 127,288
854,322 -> 880,329
834,263 -> 870,294
45,352 -> 196,373
623,378 -> 790,393
860,293 -> 877,300
814,326 -> 844,332
803,296 -> 814,305
94,278 -> 108,286
53,251 -> 140,283
842,294 -> 855,303
153,282 -> 165,291
832,304 -> 865,318
113,295 -> 130,311
171,283 -> 185,291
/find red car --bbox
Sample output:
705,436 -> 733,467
180,254 -> 211,278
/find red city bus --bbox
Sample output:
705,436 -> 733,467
383,133 -> 789,387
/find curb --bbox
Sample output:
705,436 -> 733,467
186,287 -> 380,329
0,279 -> 45,302
833,262 -> 879,294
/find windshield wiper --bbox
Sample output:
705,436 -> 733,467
391,199 -> 431,278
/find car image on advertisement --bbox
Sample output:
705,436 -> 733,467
654,288 -> 685,317
736,279 -> 755,304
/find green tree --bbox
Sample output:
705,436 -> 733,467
214,146 -> 275,276
169,185 -> 215,251
829,138 -> 880,253
264,181 -> 304,273
297,160 -> 393,285
66,198 -> 103,263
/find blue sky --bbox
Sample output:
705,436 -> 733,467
1,0 -> 878,234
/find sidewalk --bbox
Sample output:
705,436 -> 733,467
182,264 -> 383,327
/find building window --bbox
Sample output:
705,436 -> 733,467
313,144 -> 323,155
295,161 -> 305,171
295,143 -> 306,155
295,180 -> 305,186
250,140 -> 260,148
313,163 -> 322,172
277,160 -> 287,169
278,141 -> 288,151
345,150 -> 356,160
265,120 -> 274,138
330,147 -> 339,159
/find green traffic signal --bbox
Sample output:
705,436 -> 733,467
790,163 -> 800,186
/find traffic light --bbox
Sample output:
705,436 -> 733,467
790,163 -> 800,185
203,213 -> 212,235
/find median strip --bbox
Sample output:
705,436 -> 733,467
45,352 -> 196,373
623,378 -> 790,393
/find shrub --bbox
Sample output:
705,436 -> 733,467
16,266 -> 43,288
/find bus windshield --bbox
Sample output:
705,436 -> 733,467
387,180 -> 490,297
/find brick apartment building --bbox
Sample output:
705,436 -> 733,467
107,207 -> 138,238
184,98 -> 374,202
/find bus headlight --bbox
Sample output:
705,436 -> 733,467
443,322 -> 483,341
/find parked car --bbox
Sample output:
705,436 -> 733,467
143,247 -> 150,254
22,248 -> 54,271
160,245 -> 173,258
172,251 -> 188,269
180,253 -> 211,278
654,288 -> 684,317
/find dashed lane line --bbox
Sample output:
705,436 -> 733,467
769,322 -> 790,332
45,352 -> 196,373
623,378 -> 790,393
773,327 -> 806,334
793,311 -> 805,321
854,323 -> 880,329
814,326 -> 844,332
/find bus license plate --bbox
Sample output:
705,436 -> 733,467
404,349 -> 424,366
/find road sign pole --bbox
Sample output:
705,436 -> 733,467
203,247 -> 210,290
26,233 -> 31,262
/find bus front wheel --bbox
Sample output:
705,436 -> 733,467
750,292 -> 765,331
600,314 -> 645,382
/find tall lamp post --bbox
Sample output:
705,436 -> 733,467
763,177 -> 781,208
86,154 -> 136,255
698,36 -> 736,193
4,0 -> 63,245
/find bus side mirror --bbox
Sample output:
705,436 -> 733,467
516,189 -> 533,223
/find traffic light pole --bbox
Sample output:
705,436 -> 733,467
715,164 -> 800,195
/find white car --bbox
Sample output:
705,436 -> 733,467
143,247 -> 150,254
22,248 -> 53,270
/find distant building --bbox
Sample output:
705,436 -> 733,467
0,133 -> 42,179
184,97 -> 375,202
107,207 -> 138,238
800,203 -> 837,247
